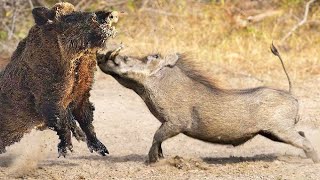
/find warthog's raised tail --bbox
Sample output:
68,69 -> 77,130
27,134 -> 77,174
270,42 -> 292,93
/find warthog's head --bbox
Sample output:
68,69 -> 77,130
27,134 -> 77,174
32,2 -> 118,53
97,48 -> 179,82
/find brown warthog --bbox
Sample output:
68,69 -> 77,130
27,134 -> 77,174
96,45 -> 319,163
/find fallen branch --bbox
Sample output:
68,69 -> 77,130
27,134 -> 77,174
247,10 -> 282,23
281,0 -> 317,43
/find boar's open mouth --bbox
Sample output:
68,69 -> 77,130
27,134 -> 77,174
90,11 -> 119,48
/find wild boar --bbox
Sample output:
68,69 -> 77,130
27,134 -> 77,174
96,45 -> 319,163
0,2 -> 119,157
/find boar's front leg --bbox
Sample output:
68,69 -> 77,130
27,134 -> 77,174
148,123 -> 181,163
41,103 -> 72,157
73,98 -> 109,156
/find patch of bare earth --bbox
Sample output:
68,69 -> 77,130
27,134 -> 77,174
0,70 -> 320,180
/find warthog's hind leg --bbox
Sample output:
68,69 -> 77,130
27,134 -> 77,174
268,128 -> 320,163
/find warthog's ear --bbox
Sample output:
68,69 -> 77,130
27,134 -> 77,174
32,7 -> 55,26
164,53 -> 179,67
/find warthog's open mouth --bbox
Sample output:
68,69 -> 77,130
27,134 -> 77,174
96,44 -> 123,65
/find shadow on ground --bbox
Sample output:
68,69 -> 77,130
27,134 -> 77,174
71,154 -> 147,163
202,154 -> 278,165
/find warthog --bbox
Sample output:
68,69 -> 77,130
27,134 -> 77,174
96,45 -> 319,163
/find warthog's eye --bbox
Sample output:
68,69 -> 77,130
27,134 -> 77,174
154,54 -> 160,59
146,54 -> 161,63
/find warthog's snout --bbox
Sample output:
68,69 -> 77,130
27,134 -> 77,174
97,45 -> 123,65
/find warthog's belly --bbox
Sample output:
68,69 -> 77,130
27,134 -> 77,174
184,131 -> 257,146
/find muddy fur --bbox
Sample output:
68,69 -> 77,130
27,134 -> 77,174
97,48 -> 320,163
0,2 -> 118,156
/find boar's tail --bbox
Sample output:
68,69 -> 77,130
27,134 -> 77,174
270,42 -> 292,93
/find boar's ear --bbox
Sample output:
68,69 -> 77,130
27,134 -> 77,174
51,2 -> 75,16
164,53 -> 179,67
32,7 -> 55,26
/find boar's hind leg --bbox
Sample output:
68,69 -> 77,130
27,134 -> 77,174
67,108 -> 86,142
0,138 -> 6,154
64,108 -> 86,153
41,103 -> 72,158
73,100 -> 109,156
268,129 -> 319,163
148,123 -> 181,163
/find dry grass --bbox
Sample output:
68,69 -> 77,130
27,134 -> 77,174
0,0 -> 319,84
112,0 -> 320,85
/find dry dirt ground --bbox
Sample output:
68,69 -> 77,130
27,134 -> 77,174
0,69 -> 320,180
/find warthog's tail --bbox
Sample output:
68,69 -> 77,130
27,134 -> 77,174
270,42 -> 292,93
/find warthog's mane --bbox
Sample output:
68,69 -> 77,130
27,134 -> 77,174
175,54 -> 222,91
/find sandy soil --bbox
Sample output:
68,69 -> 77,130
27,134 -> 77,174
0,69 -> 320,180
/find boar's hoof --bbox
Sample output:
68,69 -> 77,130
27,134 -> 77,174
71,126 -> 86,142
87,139 -> 109,156
58,142 -> 73,158
0,147 -> 6,154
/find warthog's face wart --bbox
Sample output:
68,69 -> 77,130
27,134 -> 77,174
97,50 -> 179,81
32,4 -> 118,52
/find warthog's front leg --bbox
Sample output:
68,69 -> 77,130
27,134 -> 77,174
148,123 -> 180,163
73,99 -> 108,156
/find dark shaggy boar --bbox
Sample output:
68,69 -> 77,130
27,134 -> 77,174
97,46 -> 319,163
0,2 -> 119,156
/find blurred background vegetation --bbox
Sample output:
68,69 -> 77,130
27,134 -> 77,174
0,0 -> 319,86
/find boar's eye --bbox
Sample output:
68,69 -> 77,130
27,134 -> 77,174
64,14 -> 78,23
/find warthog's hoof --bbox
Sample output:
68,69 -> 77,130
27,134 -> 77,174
306,150 -> 320,163
87,139 -> 109,156
148,152 -> 160,164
